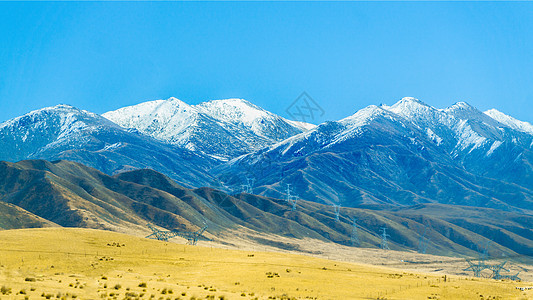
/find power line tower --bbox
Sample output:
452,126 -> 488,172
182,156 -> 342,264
463,241 -> 521,281
350,218 -> 360,246
478,240 -> 491,260
145,223 -> 210,245
285,184 -> 292,202
489,260 -> 509,280
241,178 -> 254,193
288,196 -> 298,211
418,225 -> 429,254
379,227 -> 390,250
333,204 -> 341,222
463,240 -> 491,277
285,184 -> 298,211
464,259 -> 488,278
146,224 -> 179,242
173,225 -> 209,245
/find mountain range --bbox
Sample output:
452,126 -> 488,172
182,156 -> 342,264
216,98 -> 533,213
102,98 -> 314,160
1,96 -> 532,213
0,104 -> 215,188
1,96 -> 532,260
0,159 -> 531,259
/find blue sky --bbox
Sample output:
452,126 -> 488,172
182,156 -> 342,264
1,2 -> 532,124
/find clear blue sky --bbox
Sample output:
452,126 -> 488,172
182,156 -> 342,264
1,2 -> 532,124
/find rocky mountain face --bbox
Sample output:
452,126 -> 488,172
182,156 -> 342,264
0,159 -> 531,259
102,97 -> 314,160
0,104 -> 216,188
383,98 -> 533,188
1,97 -> 532,214
214,98 -> 533,213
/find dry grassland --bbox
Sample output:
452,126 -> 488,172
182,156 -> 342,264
0,228 -> 531,300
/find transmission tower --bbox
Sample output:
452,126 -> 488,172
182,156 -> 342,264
463,240 -> 492,278
350,218 -> 360,246
284,184 -> 299,210
241,177 -> 254,193
439,239 -> 521,281
418,225 -> 429,254
288,196 -> 298,211
173,225 -> 209,245
285,184 -> 292,202
379,227 -> 390,250
146,224 -> 179,242
477,240 -> 491,260
489,260 -> 509,280
333,204 -> 341,222
145,223 -> 210,245
464,259 -> 488,278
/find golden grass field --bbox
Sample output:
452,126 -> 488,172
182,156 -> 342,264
0,228 -> 531,300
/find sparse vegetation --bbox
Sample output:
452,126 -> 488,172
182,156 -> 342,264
0,228 -> 527,300
1,286 -> 12,295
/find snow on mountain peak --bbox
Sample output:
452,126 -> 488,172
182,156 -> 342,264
384,97 -> 434,118
196,98 -> 269,126
1,104 -> 97,130
102,97 -> 313,159
340,105 -> 386,125
444,101 -> 476,112
485,109 -> 533,135
102,97 -> 198,145
399,97 -> 426,104
0,103 -> 117,160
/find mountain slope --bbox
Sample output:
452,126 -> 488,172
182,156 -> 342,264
382,98 -> 533,187
0,201 -> 57,229
214,99 -> 533,213
1,159 -> 531,259
103,97 -> 314,159
0,105 -> 216,188
2,97 -> 532,216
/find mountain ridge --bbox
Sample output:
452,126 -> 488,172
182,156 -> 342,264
103,97 -> 315,159
214,97 -> 533,213
0,158 -> 531,260
1,96 -> 532,213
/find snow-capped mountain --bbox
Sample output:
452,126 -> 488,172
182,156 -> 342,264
382,98 -> 533,186
2,97 -> 532,213
103,97 -> 314,159
214,97 -> 533,213
0,104 -> 216,187
485,108 -> 533,135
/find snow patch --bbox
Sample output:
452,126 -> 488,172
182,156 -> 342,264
426,128 -> 443,146
102,143 -> 123,151
454,120 -> 487,152
486,140 -> 503,157
484,109 -> 533,135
